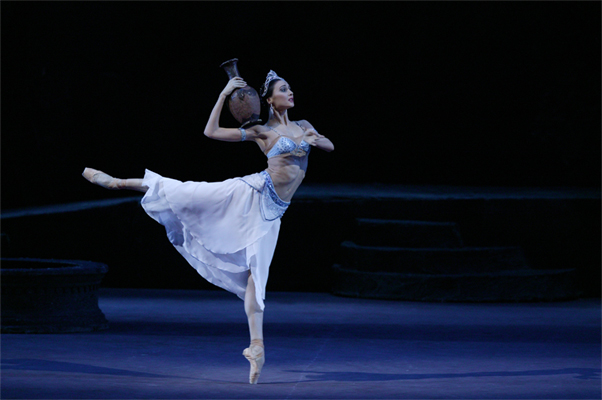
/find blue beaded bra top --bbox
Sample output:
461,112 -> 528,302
265,121 -> 311,159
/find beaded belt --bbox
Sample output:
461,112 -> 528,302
259,171 -> 290,221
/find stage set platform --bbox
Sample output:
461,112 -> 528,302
2,288 -> 600,399
2,183 -> 600,298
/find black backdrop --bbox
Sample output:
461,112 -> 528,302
2,2 -> 600,210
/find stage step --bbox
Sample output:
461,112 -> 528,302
340,241 -> 529,274
332,264 -> 581,302
353,218 -> 464,248
331,218 -> 581,301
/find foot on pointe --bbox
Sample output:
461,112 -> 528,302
243,340 -> 265,384
82,167 -> 124,190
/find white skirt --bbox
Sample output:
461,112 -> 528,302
140,169 -> 289,310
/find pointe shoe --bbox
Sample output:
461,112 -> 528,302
82,168 -> 124,190
243,341 -> 265,384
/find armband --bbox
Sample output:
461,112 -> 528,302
239,128 -> 247,142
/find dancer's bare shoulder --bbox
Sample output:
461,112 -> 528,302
296,119 -> 314,130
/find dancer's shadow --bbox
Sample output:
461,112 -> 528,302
1,359 -> 195,380
285,367 -> 601,382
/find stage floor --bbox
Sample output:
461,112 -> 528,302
2,289 -> 600,399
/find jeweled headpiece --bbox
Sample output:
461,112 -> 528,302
260,70 -> 283,98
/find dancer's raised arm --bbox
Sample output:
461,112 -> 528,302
204,77 -> 265,142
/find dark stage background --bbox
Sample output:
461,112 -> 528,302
3,2 -> 600,211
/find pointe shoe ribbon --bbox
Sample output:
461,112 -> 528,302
243,340 -> 265,384
82,168 -> 125,190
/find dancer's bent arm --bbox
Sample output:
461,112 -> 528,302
299,120 -> 335,152
204,77 -> 267,143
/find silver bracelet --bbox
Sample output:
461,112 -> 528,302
239,128 -> 246,142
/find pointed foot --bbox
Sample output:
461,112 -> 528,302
82,168 -> 122,190
243,344 -> 265,384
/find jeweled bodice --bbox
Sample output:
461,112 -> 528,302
264,121 -> 311,159
266,136 -> 311,158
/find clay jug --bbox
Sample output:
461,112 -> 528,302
220,58 -> 262,128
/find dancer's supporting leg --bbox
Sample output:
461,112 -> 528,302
82,168 -> 147,192
243,272 -> 265,384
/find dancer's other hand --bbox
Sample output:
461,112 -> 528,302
221,77 -> 247,96
302,129 -> 324,146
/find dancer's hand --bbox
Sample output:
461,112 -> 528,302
221,77 -> 247,96
303,129 -> 324,146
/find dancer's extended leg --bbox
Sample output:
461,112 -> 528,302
82,168 -> 147,193
243,272 -> 265,384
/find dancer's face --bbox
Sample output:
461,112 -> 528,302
268,80 -> 294,111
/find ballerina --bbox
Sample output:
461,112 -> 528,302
82,69 -> 334,384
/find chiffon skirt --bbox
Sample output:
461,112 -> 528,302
140,169 -> 289,310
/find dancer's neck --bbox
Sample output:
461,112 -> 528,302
268,108 -> 290,126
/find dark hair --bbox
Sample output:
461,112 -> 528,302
261,79 -> 282,106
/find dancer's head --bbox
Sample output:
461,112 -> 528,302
260,70 -> 294,112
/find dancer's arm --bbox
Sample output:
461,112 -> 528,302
204,77 -> 267,142
299,120 -> 334,152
